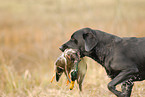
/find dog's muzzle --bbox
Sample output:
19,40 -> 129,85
59,44 -> 68,52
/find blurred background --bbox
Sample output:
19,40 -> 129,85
0,0 -> 145,97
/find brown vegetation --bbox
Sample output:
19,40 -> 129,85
0,0 -> 145,96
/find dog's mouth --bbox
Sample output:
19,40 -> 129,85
59,45 -> 68,52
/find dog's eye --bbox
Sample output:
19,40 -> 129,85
71,38 -> 78,44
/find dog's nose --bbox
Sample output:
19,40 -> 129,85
59,44 -> 68,52
59,45 -> 64,51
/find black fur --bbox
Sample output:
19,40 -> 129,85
59,28 -> 145,97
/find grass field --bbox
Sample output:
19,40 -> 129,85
0,0 -> 145,97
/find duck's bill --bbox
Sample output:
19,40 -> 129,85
56,72 -> 63,82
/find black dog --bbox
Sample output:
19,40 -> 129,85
59,28 -> 145,97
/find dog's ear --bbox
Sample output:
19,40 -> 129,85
83,30 -> 98,52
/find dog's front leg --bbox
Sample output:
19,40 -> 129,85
107,69 -> 138,97
121,79 -> 134,97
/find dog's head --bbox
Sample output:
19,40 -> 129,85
59,28 -> 98,56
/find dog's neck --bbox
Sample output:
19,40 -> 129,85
88,43 -> 112,66
86,30 -> 122,66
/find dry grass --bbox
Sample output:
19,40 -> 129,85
0,0 -> 145,97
